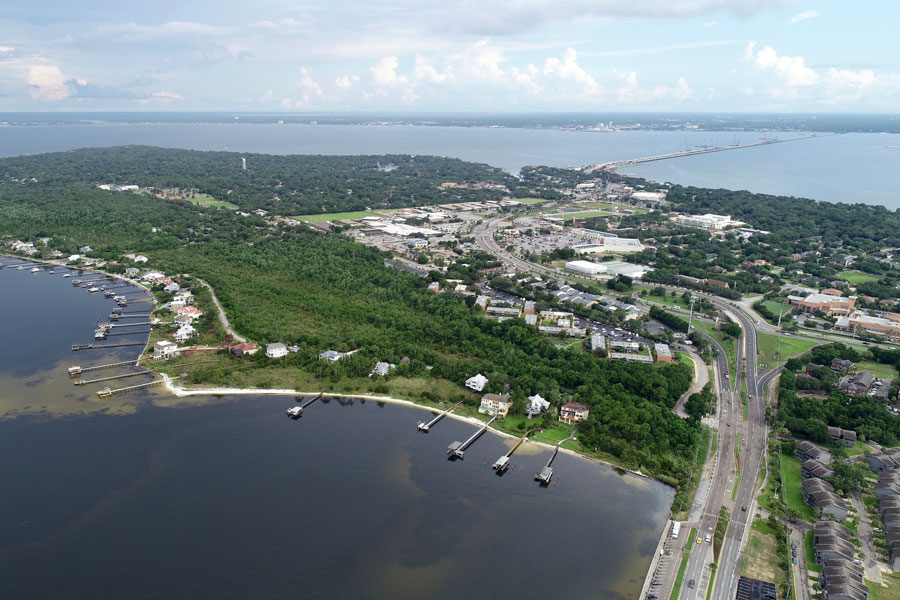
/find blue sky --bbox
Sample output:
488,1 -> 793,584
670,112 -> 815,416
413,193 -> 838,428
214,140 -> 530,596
1,0 -> 898,112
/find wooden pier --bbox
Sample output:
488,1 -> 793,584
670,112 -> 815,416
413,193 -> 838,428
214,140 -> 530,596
72,341 -> 146,351
447,415 -> 497,460
288,393 -> 323,418
68,360 -> 138,376
108,321 -> 152,329
493,431 -> 530,473
535,431 -> 577,486
97,376 -> 177,398
75,370 -> 150,386
417,400 -> 464,432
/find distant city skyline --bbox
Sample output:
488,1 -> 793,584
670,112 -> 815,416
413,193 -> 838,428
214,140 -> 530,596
1,0 -> 898,112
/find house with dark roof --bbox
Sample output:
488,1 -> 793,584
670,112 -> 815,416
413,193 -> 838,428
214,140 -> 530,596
828,426 -> 858,448
796,440 -> 832,464
876,471 -> 900,498
831,358 -> 856,374
559,402 -> 590,425
801,459 -> 836,480
803,479 -> 848,520
479,393 -> 512,418
866,449 -> 900,473
735,576 -> 777,600
838,371 -> 875,397
813,522 -> 856,564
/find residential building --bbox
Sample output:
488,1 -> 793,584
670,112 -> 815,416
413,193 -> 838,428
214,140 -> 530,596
153,340 -> 180,361
369,361 -> 395,377
318,350 -> 343,362
465,374 -> 488,392
609,352 -> 654,363
266,343 -> 288,359
526,394 -> 550,418
609,340 -> 639,353
174,325 -> 195,342
802,478 -> 849,520
867,449 -> 900,473
230,343 -> 258,357
831,358 -> 856,374
796,440 -> 832,464
801,459 -> 836,480
523,301 -> 536,315
474,295 -> 489,310
559,402 -> 590,424
427,281 -> 440,293
828,426 -> 858,448
486,306 -> 521,317
124,267 -> 140,278
654,343 -> 673,363
787,292 -> 857,316
590,334 -> 606,353
479,393 -> 511,417
838,372 -> 875,397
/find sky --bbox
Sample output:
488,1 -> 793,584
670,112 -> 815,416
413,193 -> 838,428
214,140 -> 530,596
0,0 -> 898,113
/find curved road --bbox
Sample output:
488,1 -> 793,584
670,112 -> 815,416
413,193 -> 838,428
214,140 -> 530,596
197,279 -> 247,343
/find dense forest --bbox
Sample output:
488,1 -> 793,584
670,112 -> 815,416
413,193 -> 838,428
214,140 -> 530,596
0,146 -> 517,215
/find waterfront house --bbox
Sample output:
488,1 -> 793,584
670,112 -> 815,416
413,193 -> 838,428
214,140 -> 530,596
526,394 -> 550,418
266,343 -> 288,359
153,340 -> 180,361
125,267 -> 140,278
796,440 -> 832,464
479,393 -> 511,418
465,374 -> 488,392
559,402 -> 590,425
174,325 -> 195,342
230,343 -> 258,357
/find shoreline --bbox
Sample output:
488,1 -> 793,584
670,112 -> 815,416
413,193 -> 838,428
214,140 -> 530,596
161,374 -> 661,485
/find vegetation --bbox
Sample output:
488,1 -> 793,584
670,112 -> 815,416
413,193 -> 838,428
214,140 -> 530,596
779,453 -> 816,521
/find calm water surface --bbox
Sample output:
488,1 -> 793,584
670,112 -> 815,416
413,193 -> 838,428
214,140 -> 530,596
0,264 -> 673,599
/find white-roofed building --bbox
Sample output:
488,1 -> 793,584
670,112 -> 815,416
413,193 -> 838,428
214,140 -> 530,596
465,374 -> 488,392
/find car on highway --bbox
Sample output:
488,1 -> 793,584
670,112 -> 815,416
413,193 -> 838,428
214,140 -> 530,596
792,556 -> 797,564
705,532 -> 712,544
697,536 -> 702,544
688,579 -> 695,589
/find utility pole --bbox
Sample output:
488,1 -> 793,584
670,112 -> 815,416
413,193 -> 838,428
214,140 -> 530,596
775,310 -> 783,359
687,296 -> 696,335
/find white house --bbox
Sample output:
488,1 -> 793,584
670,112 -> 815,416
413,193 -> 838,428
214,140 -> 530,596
174,325 -> 195,342
319,350 -> 344,362
153,340 -> 180,361
465,374 -> 488,392
266,343 -> 288,358
527,394 -> 550,418
164,282 -> 180,293
370,361 -> 396,377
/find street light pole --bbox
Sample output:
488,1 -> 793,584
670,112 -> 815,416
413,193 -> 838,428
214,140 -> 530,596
688,296 -> 696,336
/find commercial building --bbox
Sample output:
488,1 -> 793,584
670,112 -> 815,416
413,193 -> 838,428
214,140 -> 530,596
571,236 -> 645,254
787,292 -> 857,316
564,260 -> 607,277
654,343 -> 673,363
835,311 -> 900,341
631,191 -> 667,204
671,213 -> 741,231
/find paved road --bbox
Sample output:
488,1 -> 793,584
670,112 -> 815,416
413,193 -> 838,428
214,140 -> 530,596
197,279 -> 247,343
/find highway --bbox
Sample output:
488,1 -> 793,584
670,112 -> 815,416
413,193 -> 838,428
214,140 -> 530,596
473,216 -> 775,600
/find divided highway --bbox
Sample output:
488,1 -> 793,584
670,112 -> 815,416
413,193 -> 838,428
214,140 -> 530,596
474,216 -> 777,600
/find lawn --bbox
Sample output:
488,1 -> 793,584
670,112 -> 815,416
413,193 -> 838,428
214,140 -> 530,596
515,197 -> 550,205
857,361 -> 899,380
294,210 -> 381,222
781,453 -> 817,521
760,300 -> 792,319
677,351 -> 695,372
185,193 -> 238,210
805,530 -> 821,573
869,574 -> 900,600
838,270 -> 882,285
548,210 -> 612,219
757,332 -> 819,369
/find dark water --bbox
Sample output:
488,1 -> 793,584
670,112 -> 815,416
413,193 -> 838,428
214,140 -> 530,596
0,262 -> 673,599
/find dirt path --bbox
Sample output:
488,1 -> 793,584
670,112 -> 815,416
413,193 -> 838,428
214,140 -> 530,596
197,279 -> 246,343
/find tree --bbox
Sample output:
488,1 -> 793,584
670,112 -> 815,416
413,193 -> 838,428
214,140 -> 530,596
721,322 -> 742,339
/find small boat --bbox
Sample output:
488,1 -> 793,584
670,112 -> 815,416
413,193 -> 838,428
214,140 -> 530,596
104,289 -> 115,297
48,271 -> 55,275
31,267 -> 40,273
62,273 -> 71,278
285,406 -> 303,419
94,329 -> 108,340
17,265 -> 26,270
88,286 -> 100,293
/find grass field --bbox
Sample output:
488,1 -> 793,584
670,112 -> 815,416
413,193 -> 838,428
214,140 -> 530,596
869,574 -> 900,600
757,332 -> 819,369
838,270 -> 882,285
760,300 -> 792,318
804,530 -> 821,573
857,361 -> 900,380
294,210 -> 382,222
741,519 -> 783,583
677,351 -> 695,372
516,197 -> 550,205
780,453 -> 816,521
185,193 -> 238,210
547,210 -> 612,219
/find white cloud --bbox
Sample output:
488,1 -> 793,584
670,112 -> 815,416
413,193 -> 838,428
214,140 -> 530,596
335,75 -> 360,89
97,21 -> 235,40
371,56 -> 409,87
414,55 -> 452,83
144,90 -> 183,103
672,76 -> 693,100
788,9 -> 820,25
26,65 -> 71,101
0,46 -> 14,53
748,44 -> 818,87
543,48 -> 601,96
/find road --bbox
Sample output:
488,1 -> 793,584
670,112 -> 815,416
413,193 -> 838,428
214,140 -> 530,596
473,216 -> 775,600
197,279 -> 247,343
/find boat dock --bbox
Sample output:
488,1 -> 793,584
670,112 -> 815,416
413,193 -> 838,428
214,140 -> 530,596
417,400 -> 464,432
447,415 -> 498,460
74,370 -> 150,386
72,341 -> 146,351
289,393 -> 323,418
68,359 -> 138,376
535,431 -> 577,486
97,376 -> 177,398
108,321 -> 151,329
493,431 -> 530,473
